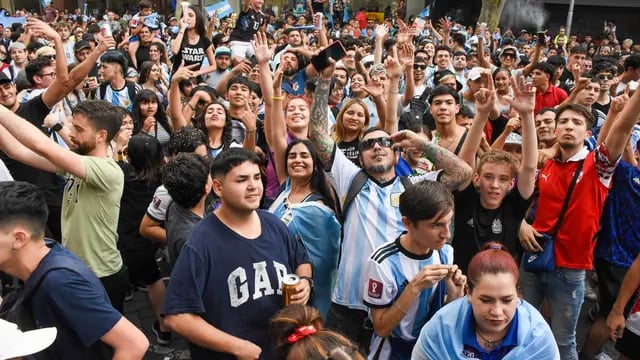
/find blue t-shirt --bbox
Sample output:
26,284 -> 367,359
162,210 -> 311,359
281,69 -> 308,96
29,241 -> 122,359
594,161 -> 640,268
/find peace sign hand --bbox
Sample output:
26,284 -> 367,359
504,75 -> 536,115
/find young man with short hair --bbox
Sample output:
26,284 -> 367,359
163,149 -> 312,359
592,60 -> 618,114
96,51 -> 140,111
0,100 -> 130,314
452,76 -> 538,272
519,89 -> 640,359
531,62 -> 568,114
364,181 -> 467,358
163,152 -> 211,265
0,181 -> 149,359
429,85 -> 468,155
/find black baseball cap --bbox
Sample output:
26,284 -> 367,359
0,71 -> 12,84
74,40 -> 91,52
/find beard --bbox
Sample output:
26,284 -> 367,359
284,68 -> 298,76
365,164 -> 393,174
72,140 -> 97,156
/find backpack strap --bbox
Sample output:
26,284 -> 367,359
340,170 -> 369,223
125,80 -> 138,101
99,82 -> 108,100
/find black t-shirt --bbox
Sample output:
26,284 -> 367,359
229,8 -> 265,42
135,43 -> 152,70
171,35 -> 212,74
338,138 -> 361,167
165,202 -> 202,265
593,98 -> 611,115
117,163 -> 161,253
0,95 -> 62,206
558,69 -> 574,95
452,183 -> 531,273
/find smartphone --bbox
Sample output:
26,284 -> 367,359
311,41 -> 347,72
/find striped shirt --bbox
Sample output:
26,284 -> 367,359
364,237 -> 453,359
99,83 -> 141,111
328,147 -> 441,311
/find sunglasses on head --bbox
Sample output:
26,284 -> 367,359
360,137 -> 393,151
413,64 -> 427,70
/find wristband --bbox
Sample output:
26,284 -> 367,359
272,96 -> 284,100
50,123 -> 63,132
393,302 -> 407,315
245,128 -> 257,132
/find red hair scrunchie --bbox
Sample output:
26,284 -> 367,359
286,325 -> 317,344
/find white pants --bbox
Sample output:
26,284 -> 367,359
229,40 -> 254,61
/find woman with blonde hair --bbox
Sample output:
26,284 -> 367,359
331,98 -> 370,166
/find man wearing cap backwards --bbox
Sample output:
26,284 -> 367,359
205,46 -> 232,89
0,181 -> 148,359
0,19 -> 115,243
451,74 -> 538,273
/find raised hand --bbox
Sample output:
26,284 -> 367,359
397,42 -> 415,67
231,60 -> 253,76
375,24 -> 389,39
391,130 -> 428,152
438,17 -> 451,32
363,83 -> 384,99
504,75 -> 536,115
240,102 -> 257,130
251,32 -> 273,65
171,63 -> 198,82
505,117 -> 522,133
474,69 -> 497,115
26,18 -> 60,41
384,53 -> 404,80
610,92 -> 630,114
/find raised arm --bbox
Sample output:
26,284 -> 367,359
308,61 -> 336,167
384,48 -> 405,134
458,71 -> 495,174
373,25 -> 389,65
0,103 -> 86,179
597,93 -> 629,146
0,123 -> 56,173
269,68 -> 288,184
521,39 -> 543,77
491,117 -> 520,150
391,130 -> 473,191
506,76 -> 538,198
604,83 -> 640,161
168,64 -> 197,129
171,20 -> 187,56
398,42 -> 415,107
253,33 -> 276,145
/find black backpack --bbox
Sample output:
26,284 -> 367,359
398,87 -> 431,131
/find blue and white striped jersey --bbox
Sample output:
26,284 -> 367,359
328,147 -> 441,311
363,238 -> 453,359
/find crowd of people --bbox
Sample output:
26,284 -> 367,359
0,0 -> 640,359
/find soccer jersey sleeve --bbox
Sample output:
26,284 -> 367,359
362,255 -> 397,308
328,145 -> 363,199
146,185 -> 172,222
594,143 -> 620,187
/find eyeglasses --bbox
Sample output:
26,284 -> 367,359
413,64 -> 427,70
39,72 -> 57,78
360,137 -> 393,151
596,74 -> 614,80
42,54 -> 56,60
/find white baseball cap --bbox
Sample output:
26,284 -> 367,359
0,319 -> 57,360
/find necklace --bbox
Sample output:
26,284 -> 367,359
476,330 -> 505,350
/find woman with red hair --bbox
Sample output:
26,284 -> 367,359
411,243 -> 559,360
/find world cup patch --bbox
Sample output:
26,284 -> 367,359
368,279 -> 383,299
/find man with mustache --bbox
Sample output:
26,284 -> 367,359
0,100 -> 129,315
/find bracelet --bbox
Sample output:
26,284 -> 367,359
187,102 -> 196,111
299,276 -> 314,289
393,302 -> 407,315
245,128 -> 257,132
272,96 -> 284,100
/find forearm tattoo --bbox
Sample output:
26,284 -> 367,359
309,78 -> 334,166
422,140 -> 472,191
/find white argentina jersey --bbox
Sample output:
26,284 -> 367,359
328,148 -> 441,311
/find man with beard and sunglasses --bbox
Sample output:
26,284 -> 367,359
308,60 -> 472,350
0,100 -> 129,314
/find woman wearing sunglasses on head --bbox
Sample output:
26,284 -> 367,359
412,243 -> 559,360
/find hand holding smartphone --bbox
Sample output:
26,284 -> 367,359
311,41 -> 347,72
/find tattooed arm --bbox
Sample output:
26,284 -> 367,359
309,61 -> 336,168
391,130 -> 472,191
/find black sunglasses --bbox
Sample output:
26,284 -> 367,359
596,74 -> 614,80
360,137 -> 393,151
413,64 -> 427,70
42,54 -> 56,60
501,52 -> 516,59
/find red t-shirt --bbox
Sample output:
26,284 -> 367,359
533,145 -> 617,269
534,85 -> 567,114
355,11 -> 367,31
